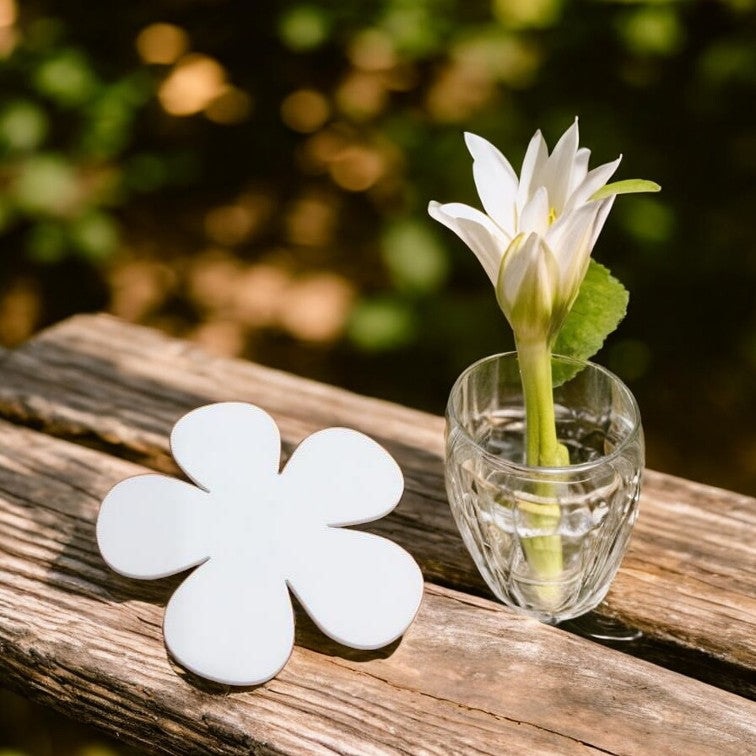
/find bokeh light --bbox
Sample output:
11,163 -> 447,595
135,23 -> 189,65
278,273 -> 355,342
0,0 -> 17,28
281,89 -> 330,133
158,54 -> 226,116
205,85 -> 253,124
329,145 -> 385,191
348,28 -> 396,71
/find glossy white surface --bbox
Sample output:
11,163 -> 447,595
97,402 -> 424,686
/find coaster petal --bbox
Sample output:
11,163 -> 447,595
281,428 -> 404,526
97,474 -> 212,579
164,558 -> 294,686
171,402 -> 281,493
286,527 -> 423,650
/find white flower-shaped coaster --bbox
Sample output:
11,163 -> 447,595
97,402 -> 424,686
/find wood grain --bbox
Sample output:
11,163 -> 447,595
0,314 -> 754,700
1,419 -> 754,755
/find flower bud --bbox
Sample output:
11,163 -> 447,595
496,233 -> 559,344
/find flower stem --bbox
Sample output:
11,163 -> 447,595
518,340 -> 561,467
516,339 -> 565,609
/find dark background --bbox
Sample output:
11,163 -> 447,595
0,0 -> 754,752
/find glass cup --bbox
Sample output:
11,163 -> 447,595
445,352 -> 644,624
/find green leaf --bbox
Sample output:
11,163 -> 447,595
0,101 -> 49,152
590,179 -> 661,202
69,210 -> 119,261
278,6 -> 332,52
552,260 -> 629,382
382,219 -> 449,294
347,298 -> 417,352
13,154 -> 78,217
33,49 -> 99,107
26,221 -> 68,264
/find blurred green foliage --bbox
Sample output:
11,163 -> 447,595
0,23 -> 146,262
0,0 -> 753,491
0,14 -> 195,264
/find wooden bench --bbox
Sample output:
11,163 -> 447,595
0,313 -> 754,754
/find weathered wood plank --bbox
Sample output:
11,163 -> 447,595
1,313 -> 755,700
1,420 -> 754,754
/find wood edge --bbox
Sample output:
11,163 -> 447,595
21,312 -> 447,431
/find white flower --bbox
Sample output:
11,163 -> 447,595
495,232 -> 559,344
97,402 -> 424,686
428,119 -> 620,342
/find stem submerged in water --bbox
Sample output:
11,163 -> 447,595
516,339 -> 565,608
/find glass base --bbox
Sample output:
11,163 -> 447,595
559,611 -> 643,642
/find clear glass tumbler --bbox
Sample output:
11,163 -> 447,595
445,352 -> 644,624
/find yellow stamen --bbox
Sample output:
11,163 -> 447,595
548,207 -> 557,226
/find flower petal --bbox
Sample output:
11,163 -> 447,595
463,132 -> 518,237
287,527 -> 423,649
164,558 -> 294,685
518,185 -> 549,237
428,201 -> 509,286
546,202 -> 600,273
281,428 -> 403,527
564,155 -> 622,213
548,196 -> 614,267
517,129 -> 548,212
539,118 -> 580,214
545,202 -> 604,305
97,474 -> 211,579
170,402 -> 280,493
497,233 -> 558,335
570,147 -> 591,194
589,195 -> 615,250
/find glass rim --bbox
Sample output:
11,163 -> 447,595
446,351 -> 642,477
